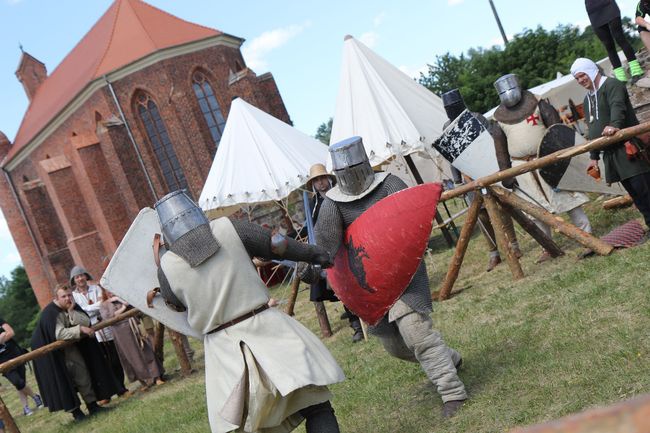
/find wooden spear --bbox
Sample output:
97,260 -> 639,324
439,122 -> 650,202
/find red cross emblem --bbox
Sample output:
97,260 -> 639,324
526,113 -> 540,126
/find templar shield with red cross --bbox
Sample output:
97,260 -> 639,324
326,183 -> 442,325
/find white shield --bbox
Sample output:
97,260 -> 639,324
100,208 -> 201,338
433,110 -> 501,180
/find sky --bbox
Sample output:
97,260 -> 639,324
0,0 -> 642,281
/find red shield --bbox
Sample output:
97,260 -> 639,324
327,183 -> 442,325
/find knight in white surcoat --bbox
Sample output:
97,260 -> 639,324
152,190 -> 344,433
491,74 -> 592,262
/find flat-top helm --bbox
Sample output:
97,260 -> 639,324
154,190 -> 220,267
442,88 -> 467,121
329,136 -> 374,196
494,74 -> 522,108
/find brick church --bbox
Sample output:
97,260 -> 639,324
0,0 -> 290,307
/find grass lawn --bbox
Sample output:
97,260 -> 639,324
10,197 -> 650,433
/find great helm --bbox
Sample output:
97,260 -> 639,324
494,74 -> 522,108
154,190 -> 220,267
329,136 -> 374,196
441,88 -> 467,121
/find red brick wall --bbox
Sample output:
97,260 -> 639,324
0,41 -> 290,307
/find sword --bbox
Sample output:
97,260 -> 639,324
513,185 -> 548,210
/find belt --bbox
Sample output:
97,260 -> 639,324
207,304 -> 269,334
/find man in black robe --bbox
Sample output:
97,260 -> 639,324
31,285 -> 122,421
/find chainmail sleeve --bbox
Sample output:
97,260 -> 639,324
490,121 -> 517,189
314,198 -> 344,260
230,218 -> 330,265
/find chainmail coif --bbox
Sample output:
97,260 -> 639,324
314,174 -> 434,323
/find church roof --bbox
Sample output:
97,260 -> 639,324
5,0 -> 223,166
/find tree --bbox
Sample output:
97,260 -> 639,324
419,23 -> 641,114
315,118 -> 333,145
0,266 -> 40,348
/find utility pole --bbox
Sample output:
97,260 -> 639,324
488,0 -> 509,46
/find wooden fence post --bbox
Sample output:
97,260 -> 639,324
438,195 -> 483,300
167,329 -> 192,376
313,302 -> 333,337
0,394 -> 19,433
483,189 -> 525,280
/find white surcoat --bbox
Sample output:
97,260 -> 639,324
499,106 -> 588,214
161,218 -> 344,433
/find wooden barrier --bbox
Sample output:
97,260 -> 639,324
440,122 -> 650,202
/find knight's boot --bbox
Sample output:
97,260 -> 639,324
350,318 -> 364,343
442,399 -> 467,418
300,401 -> 341,433
486,254 -> 501,272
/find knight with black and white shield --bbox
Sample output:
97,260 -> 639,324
301,136 -> 467,418
491,74 -> 592,263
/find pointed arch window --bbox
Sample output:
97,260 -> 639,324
136,92 -> 188,192
192,71 -> 226,151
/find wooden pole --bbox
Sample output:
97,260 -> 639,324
438,195 -> 483,300
285,264 -> 301,316
439,122 -> 650,202
0,308 -> 140,374
603,194 -> 633,210
313,302 -> 333,337
153,321 -> 165,370
0,394 -> 19,433
483,189 -> 525,280
167,329 -> 192,376
492,186 -> 614,255
497,197 -> 564,258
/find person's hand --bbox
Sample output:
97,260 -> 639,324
588,159 -> 598,169
602,126 -> 619,136
80,326 -> 95,337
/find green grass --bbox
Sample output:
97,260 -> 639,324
11,199 -> 650,433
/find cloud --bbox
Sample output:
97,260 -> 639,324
448,0 -> 464,5
359,31 -> 379,48
242,22 -> 311,71
2,252 -> 20,265
488,34 -> 514,47
399,64 -> 429,79
373,12 -> 386,28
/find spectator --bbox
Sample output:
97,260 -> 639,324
31,284 -> 122,421
0,319 -> 43,416
571,57 -> 650,232
69,266 -> 130,401
99,289 -> 165,389
585,0 -> 645,82
635,1 -> 650,55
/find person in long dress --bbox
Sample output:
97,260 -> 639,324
99,289 -> 165,389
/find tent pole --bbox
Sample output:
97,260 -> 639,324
403,154 -> 455,248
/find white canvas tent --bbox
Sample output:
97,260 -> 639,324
330,35 -> 453,185
198,98 -> 329,211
